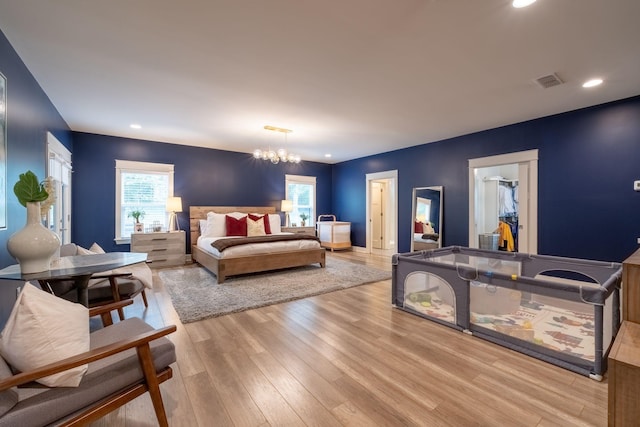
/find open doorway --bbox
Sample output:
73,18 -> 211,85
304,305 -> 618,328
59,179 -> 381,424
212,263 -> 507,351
46,132 -> 72,245
468,150 -> 538,254
366,170 -> 397,255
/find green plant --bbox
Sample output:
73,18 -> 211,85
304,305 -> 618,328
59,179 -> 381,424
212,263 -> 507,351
13,170 -> 49,207
299,213 -> 309,223
128,209 -> 145,223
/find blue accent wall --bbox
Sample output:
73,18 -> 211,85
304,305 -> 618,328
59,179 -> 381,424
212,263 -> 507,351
0,30 -> 72,268
333,95 -> 640,262
0,29 -> 72,326
71,132 -> 333,252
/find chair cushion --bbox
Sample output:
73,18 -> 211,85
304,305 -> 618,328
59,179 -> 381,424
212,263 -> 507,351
0,283 -> 89,387
58,277 -> 144,305
88,278 -> 144,303
0,318 -> 175,426
0,357 -> 18,418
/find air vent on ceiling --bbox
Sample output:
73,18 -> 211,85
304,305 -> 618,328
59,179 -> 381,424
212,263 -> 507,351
535,73 -> 564,89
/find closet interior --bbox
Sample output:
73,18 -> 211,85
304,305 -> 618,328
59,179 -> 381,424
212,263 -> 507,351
475,165 -> 519,252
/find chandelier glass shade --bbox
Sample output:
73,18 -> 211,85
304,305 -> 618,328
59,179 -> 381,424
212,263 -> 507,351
253,125 -> 301,164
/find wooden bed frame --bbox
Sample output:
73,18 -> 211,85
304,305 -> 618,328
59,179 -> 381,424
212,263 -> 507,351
190,206 -> 326,284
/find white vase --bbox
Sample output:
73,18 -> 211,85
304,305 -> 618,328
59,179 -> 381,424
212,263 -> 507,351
7,202 -> 61,274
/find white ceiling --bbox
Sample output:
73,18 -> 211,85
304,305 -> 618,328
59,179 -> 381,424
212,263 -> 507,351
1,0 -> 639,164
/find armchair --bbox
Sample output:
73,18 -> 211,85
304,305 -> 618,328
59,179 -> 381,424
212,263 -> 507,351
0,300 -> 177,426
44,243 -> 151,321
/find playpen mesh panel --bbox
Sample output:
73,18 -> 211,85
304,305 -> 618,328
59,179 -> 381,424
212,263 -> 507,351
393,247 -> 622,378
403,272 -> 456,324
471,287 -> 597,361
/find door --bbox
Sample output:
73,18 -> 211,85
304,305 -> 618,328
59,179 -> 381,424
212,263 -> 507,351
371,181 -> 385,249
366,170 -> 398,254
47,132 -> 72,244
469,150 -> 538,254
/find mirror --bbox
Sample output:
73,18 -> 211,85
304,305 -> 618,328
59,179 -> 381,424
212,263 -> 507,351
411,186 -> 443,251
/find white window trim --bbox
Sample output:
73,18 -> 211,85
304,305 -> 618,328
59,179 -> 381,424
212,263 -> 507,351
285,174 -> 317,226
285,174 -> 316,185
115,160 -> 174,244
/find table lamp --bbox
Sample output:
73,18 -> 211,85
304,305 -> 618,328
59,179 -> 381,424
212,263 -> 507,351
281,200 -> 293,227
166,196 -> 183,231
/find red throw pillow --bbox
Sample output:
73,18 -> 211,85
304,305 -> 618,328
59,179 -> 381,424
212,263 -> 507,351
414,221 -> 423,233
225,215 -> 247,236
248,214 -> 271,234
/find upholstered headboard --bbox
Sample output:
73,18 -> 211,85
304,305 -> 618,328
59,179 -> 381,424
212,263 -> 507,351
189,206 -> 276,246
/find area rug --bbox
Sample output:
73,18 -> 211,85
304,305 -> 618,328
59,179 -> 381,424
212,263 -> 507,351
158,257 -> 391,323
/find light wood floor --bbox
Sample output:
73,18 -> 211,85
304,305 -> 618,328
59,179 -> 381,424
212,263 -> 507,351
91,251 -> 608,427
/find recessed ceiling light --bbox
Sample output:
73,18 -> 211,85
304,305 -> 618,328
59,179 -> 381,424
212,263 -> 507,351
324,154 -> 332,158
512,0 -> 536,8
130,123 -> 142,129
582,78 -> 603,88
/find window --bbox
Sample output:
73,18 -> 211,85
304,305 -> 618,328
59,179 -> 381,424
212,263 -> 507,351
415,197 -> 431,224
115,160 -> 174,244
285,174 -> 316,227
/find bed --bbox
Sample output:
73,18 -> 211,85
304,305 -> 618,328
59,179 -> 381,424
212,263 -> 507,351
190,206 -> 326,283
413,233 -> 439,251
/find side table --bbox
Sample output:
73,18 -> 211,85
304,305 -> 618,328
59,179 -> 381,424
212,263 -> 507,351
131,231 -> 185,268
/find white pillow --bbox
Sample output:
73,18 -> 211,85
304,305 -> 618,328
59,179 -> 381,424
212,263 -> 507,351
76,245 -> 95,255
423,223 -> 435,234
199,219 -> 208,236
0,283 -> 89,387
75,245 -> 112,284
205,212 -> 226,237
268,213 -> 282,234
89,242 -> 106,254
247,216 -> 266,237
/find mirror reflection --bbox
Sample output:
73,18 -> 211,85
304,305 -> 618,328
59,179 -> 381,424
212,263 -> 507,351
412,186 -> 443,251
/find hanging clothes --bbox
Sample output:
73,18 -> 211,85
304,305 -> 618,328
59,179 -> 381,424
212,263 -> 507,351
496,221 -> 515,252
498,183 -> 517,217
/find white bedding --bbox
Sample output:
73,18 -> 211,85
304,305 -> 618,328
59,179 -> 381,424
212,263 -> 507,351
198,233 -> 321,258
413,233 -> 436,243
414,233 -> 438,243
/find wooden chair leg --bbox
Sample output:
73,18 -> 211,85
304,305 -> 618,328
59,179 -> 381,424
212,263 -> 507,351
137,344 -> 169,427
141,289 -> 149,307
100,312 -> 114,327
108,276 -> 125,321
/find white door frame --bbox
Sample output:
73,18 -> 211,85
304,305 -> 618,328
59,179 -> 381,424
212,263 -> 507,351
468,150 -> 538,254
47,132 -> 72,245
365,170 -> 398,255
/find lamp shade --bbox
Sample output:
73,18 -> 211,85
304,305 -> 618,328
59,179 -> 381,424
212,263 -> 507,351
166,196 -> 183,213
280,200 -> 293,212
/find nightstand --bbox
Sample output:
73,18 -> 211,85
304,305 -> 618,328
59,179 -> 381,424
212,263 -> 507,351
281,226 -> 316,237
130,231 -> 185,268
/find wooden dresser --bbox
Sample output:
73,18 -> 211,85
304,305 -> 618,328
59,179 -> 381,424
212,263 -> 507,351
130,231 -> 185,268
622,247 -> 640,322
608,247 -> 640,426
608,321 -> 640,426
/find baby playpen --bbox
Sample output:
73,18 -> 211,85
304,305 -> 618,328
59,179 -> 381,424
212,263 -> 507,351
392,246 -> 622,380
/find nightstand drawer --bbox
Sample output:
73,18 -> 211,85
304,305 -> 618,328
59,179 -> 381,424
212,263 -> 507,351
131,231 -> 185,268
132,240 -> 184,255
146,253 -> 185,268
281,226 -> 316,237
131,232 -> 185,245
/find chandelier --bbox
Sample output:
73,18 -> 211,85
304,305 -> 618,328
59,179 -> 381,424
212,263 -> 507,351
253,125 -> 301,164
